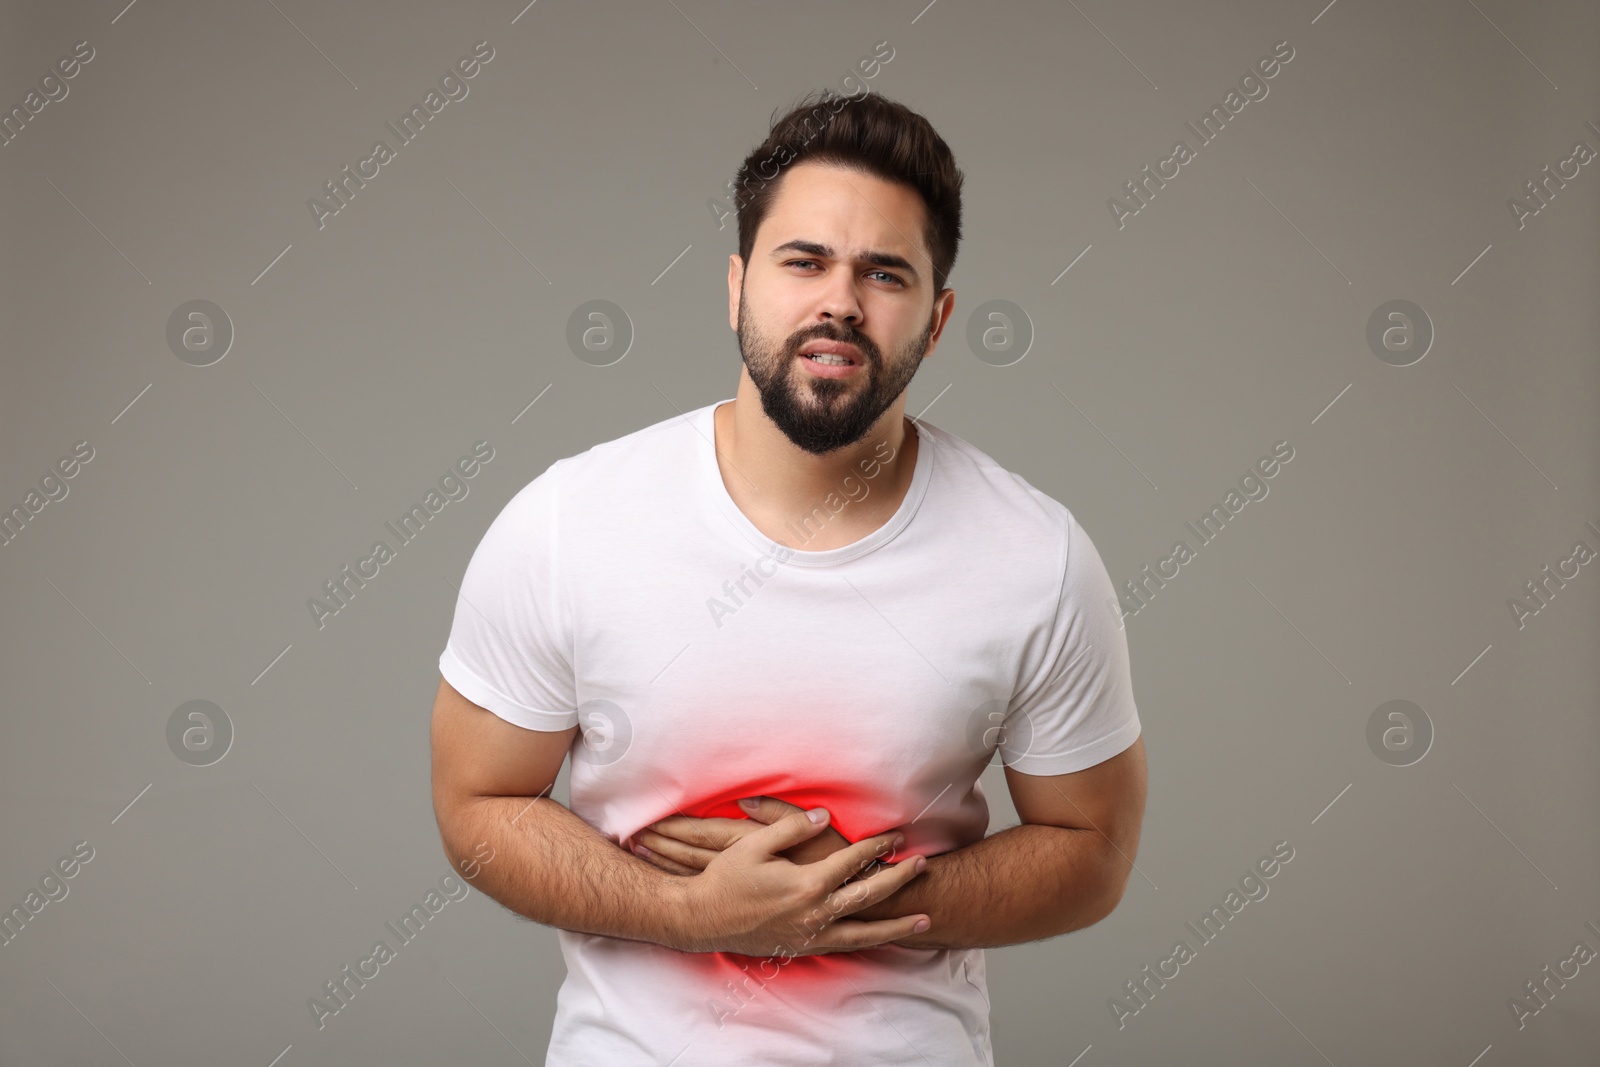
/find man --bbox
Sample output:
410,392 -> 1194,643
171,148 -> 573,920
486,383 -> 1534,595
430,88 -> 1146,1065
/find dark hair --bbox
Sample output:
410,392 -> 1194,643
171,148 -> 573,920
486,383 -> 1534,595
731,88 -> 964,294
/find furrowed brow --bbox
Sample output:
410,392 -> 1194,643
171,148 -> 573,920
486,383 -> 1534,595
770,239 -> 920,283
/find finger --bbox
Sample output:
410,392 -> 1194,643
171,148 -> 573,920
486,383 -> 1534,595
646,815 -> 749,850
864,828 -> 905,863
740,807 -> 834,857
635,847 -> 700,877
634,829 -> 718,871
739,795 -> 806,825
794,914 -> 931,956
816,830 -> 906,888
822,853 -> 925,918
833,829 -> 900,879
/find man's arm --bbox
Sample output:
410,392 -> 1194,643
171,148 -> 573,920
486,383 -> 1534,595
637,736 -> 1148,950
430,675 -> 692,946
429,676 -> 931,955
854,736 -> 1147,949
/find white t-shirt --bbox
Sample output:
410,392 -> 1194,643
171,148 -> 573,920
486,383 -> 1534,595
438,398 -> 1141,1066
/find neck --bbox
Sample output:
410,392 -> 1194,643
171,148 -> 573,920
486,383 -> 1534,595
713,368 -> 918,543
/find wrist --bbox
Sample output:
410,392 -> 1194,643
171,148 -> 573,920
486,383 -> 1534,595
653,871 -> 697,952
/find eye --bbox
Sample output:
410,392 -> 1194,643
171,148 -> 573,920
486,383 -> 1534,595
785,261 -> 905,287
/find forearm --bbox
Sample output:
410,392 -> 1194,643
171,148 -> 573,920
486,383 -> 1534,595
439,794 -> 689,949
859,824 -> 1125,950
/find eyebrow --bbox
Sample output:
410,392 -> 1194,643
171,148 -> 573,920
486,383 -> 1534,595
768,239 -> 920,284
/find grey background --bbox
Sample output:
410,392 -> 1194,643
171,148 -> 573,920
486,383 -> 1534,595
2,0 -> 1596,1064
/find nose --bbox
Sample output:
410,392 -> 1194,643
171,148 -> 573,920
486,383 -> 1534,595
814,270 -> 864,327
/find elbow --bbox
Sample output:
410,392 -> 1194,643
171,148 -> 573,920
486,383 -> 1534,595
431,792 -> 467,858
1063,885 -> 1123,935
433,794 -> 490,876
1090,877 -> 1129,926
1063,836 -> 1134,933
1089,840 -> 1136,924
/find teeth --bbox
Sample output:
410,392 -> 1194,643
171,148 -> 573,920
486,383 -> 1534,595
807,353 -> 851,366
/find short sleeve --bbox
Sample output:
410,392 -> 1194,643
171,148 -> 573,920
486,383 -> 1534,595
438,460 -> 579,731
1000,509 -> 1141,776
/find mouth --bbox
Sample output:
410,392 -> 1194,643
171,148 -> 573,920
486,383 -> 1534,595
796,341 -> 863,367
797,354 -> 862,379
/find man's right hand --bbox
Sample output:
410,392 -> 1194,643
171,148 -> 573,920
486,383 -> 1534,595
664,806 -> 929,957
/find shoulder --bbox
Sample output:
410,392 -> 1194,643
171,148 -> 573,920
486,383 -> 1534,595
918,420 -> 1082,556
495,405 -> 706,520
918,420 -> 1121,614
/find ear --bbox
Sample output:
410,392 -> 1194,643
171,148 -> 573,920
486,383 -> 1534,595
728,254 -> 745,333
922,288 -> 956,361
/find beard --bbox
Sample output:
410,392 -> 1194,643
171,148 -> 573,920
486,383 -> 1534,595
736,292 -> 933,456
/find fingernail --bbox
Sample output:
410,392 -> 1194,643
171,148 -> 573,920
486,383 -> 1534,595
913,918 -> 930,932
891,834 -> 905,850
807,807 -> 828,824
632,844 -> 651,858
738,797 -> 759,809
914,856 -> 926,872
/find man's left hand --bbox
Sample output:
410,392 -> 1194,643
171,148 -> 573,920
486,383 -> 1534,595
634,796 -> 891,876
